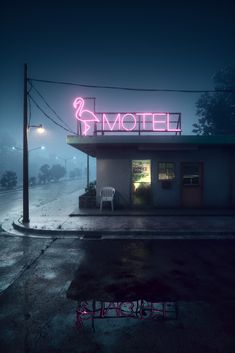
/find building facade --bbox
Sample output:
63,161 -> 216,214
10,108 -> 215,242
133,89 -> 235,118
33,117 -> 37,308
67,135 -> 235,209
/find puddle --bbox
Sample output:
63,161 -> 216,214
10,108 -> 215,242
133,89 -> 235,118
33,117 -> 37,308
75,299 -> 177,332
42,271 -> 58,280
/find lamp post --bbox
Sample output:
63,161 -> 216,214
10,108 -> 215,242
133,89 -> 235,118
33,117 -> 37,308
55,156 -> 76,175
87,154 -> 89,188
23,64 -> 45,224
23,64 -> 29,223
12,145 -> 45,152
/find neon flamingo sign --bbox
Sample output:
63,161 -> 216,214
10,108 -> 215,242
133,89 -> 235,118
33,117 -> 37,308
73,97 -> 182,136
73,97 -> 100,136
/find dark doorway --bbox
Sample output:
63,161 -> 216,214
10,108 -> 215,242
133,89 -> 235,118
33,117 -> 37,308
181,162 -> 203,208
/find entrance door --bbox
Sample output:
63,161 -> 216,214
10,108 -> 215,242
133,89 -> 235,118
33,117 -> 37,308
181,162 -> 203,208
132,160 -> 151,207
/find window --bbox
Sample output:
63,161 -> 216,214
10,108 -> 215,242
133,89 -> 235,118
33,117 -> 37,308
182,163 -> 200,185
158,162 -> 175,180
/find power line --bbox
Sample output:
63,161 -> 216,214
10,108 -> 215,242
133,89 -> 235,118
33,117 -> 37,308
30,82 -> 74,132
29,94 -> 76,135
29,77 -> 235,93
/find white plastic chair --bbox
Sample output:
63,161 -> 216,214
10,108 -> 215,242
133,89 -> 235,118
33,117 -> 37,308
100,187 -> 115,211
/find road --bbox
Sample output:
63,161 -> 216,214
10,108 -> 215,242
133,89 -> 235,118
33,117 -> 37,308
0,178 -> 85,225
0,236 -> 235,353
0,180 -> 235,352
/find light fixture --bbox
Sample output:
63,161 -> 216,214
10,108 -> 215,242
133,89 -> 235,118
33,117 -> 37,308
37,124 -> 45,134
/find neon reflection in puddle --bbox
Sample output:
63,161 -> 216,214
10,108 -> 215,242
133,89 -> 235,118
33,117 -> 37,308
76,299 -> 177,331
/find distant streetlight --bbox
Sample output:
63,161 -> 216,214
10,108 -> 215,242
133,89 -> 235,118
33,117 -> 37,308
29,145 -> 45,152
12,145 -> 45,152
55,155 -> 76,173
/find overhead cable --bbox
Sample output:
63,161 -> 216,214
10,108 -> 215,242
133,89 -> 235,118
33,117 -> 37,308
29,95 -> 76,135
30,82 -> 74,132
29,78 -> 235,93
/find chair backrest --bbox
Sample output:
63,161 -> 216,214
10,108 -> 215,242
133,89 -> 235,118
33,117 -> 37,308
100,187 -> 115,200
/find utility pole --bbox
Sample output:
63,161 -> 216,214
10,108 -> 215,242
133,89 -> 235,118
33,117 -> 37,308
87,154 -> 90,188
23,63 -> 29,223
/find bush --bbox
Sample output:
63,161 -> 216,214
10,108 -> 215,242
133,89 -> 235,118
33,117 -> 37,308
0,171 -> 17,188
85,182 -> 96,195
29,176 -> 37,186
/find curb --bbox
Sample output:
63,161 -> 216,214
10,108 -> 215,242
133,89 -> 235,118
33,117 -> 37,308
11,220 -> 235,239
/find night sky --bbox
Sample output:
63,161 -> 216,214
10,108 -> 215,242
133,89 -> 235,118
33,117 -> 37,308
0,0 -> 235,160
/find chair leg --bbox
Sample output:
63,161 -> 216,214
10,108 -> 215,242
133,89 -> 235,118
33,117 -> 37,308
111,200 -> 114,211
100,200 -> 102,211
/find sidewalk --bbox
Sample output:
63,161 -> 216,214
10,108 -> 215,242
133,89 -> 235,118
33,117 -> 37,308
2,190 -> 235,239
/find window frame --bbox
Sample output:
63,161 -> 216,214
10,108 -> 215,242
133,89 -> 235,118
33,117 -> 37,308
157,162 -> 176,181
181,162 -> 202,186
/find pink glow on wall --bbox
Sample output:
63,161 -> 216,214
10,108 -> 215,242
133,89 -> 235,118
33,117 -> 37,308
73,97 -> 99,135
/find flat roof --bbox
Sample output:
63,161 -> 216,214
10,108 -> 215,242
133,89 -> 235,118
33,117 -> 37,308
67,135 -> 235,157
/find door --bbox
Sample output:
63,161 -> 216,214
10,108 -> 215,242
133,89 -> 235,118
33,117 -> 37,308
181,162 -> 203,208
132,160 -> 151,207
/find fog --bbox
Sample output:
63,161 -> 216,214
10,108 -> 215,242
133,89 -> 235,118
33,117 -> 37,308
0,128 -> 96,184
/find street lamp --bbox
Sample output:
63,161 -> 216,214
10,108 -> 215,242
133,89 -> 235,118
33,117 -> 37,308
12,145 -> 45,152
29,124 -> 45,134
29,145 -> 45,152
23,64 -> 45,223
55,155 -> 76,174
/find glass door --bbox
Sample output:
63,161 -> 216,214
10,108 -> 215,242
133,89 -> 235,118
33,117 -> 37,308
132,160 -> 151,206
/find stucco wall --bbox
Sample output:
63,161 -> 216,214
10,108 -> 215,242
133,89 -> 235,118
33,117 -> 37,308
96,146 -> 234,208
96,157 -> 131,207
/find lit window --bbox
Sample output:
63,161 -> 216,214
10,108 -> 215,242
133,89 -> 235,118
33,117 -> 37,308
158,162 -> 175,180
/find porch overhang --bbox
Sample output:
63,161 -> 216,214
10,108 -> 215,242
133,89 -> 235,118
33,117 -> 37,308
66,135 -> 235,157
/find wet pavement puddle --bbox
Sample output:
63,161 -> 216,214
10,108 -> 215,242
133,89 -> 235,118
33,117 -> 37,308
75,299 -> 177,331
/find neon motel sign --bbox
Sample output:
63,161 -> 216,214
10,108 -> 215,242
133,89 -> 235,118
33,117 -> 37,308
73,97 -> 182,136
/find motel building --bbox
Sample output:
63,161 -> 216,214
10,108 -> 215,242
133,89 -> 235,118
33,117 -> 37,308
67,97 -> 235,209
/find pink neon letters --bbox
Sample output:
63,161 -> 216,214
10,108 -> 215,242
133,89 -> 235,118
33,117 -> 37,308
102,113 -> 121,131
73,97 -> 181,135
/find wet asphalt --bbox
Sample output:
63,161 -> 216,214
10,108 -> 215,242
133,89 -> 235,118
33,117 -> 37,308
0,234 -> 235,353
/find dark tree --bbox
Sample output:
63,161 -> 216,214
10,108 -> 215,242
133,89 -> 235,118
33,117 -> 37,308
192,66 -> 235,135
69,168 -> 81,179
0,170 -> 17,188
38,164 -> 50,184
69,170 -> 76,179
29,176 -> 37,186
50,164 -> 66,182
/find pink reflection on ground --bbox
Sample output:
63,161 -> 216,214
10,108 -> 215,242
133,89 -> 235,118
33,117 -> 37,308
76,300 -> 177,331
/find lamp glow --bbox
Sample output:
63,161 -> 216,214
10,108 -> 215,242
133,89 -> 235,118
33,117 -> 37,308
37,125 -> 45,134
